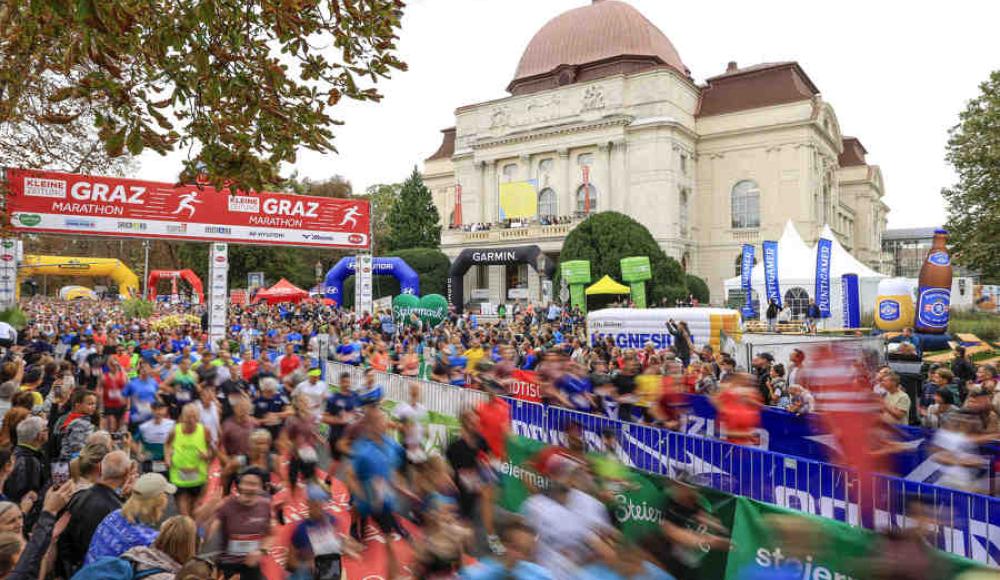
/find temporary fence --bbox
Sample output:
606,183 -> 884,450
326,361 -> 1000,566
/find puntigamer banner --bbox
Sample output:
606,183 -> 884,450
3,168 -> 370,249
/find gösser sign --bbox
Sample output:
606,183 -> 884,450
3,168 -> 370,249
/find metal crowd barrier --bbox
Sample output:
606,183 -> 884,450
326,361 -> 1000,566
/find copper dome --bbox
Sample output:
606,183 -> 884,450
508,0 -> 688,95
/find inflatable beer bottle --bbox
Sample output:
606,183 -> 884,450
915,229 -> 953,334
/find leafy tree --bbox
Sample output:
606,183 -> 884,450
0,1 -> 406,190
685,274 -> 710,304
0,76 -> 137,176
177,243 -> 338,292
342,247 -> 449,308
944,70 -> 1000,282
366,182 -> 401,254
288,174 -> 353,198
386,167 -> 440,252
559,212 -> 686,305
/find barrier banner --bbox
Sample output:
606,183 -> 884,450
740,244 -> 756,318
842,273 -> 861,328
4,168 -> 370,249
508,369 -> 542,403
762,240 -> 781,308
815,238 -> 832,317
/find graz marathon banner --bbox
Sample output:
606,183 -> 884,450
4,168 -> 370,249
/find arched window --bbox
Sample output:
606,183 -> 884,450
784,287 -> 810,318
576,183 -> 598,214
731,180 -> 760,229
681,252 -> 690,272
538,188 -> 557,218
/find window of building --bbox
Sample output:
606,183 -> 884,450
681,252 -> 690,272
577,153 -> 594,166
784,287 -> 810,318
506,263 -> 529,290
821,177 -> 831,225
576,183 -> 598,214
730,180 -> 760,229
538,188 -> 557,218
679,153 -> 688,176
539,158 -> 554,174
679,188 -> 689,236
474,265 -> 489,289
502,163 -> 518,183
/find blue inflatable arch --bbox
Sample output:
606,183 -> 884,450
324,257 -> 420,306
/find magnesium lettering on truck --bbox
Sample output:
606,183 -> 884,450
587,308 -> 742,353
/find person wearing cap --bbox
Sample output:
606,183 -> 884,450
210,467 -> 273,580
293,367 -> 328,421
55,449 -> 130,577
84,472 -> 175,564
288,483 -> 357,580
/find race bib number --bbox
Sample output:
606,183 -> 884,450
227,535 -> 262,555
179,468 -> 201,482
151,461 -> 167,473
307,525 -> 342,556
135,401 -> 152,415
177,390 -> 192,403
458,469 -> 482,493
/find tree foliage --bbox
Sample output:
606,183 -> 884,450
366,182 -> 401,254
559,212 -> 687,305
944,70 -> 1000,282
287,174 -> 353,198
0,75 -> 136,176
177,243 -> 337,292
342,247 -> 449,308
685,274 -> 710,304
385,167 -> 440,252
0,0 -> 406,190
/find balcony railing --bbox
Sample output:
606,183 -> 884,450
443,221 -> 578,245
731,229 -> 761,243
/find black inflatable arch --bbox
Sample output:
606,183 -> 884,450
447,245 -> 556,311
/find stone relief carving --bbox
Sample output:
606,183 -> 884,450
527,95 -> 561,124
489,107 -> 510,129
581,85 -> 605,112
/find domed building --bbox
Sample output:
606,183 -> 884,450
424,0 -> 887,309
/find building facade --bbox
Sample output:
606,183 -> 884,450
423,0 -> 888,308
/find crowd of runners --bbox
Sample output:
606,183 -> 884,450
0,296 -> 982,579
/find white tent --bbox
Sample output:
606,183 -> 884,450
723,220 -> 886,328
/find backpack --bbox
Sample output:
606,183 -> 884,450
71,556 -> 165,580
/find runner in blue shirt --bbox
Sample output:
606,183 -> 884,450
123,360 -> 160,432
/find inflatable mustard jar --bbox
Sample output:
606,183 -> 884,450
875,278 -> 915,331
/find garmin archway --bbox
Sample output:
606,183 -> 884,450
447,245 -> 555,312
324,257 -> 420,307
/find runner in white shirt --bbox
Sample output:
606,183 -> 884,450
391,381 -> 429,461
294,369 -> 328,419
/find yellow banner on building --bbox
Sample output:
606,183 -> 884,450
499,180 -> 538,220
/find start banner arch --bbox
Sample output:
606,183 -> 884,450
447,245 -> 555,312
147,269 -> 204,303
324,257 -> 419,307
19,255 -> 139,298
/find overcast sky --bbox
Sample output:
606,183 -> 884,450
137,0 -> 1000,228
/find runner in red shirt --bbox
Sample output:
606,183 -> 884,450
99,355 -> 128,432
278,343 -> 302,378
713,374 -> 762,445
473,361 -> 510,554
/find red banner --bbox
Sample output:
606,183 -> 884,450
508,369 -> 541,403
3,168 -> 370,249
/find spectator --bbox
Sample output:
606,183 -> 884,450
118,515 -> 198,579
84,472 -> 176,564
922,389 -> 958,430
56,449 -> 131,577
768,364 -> 788,407
3,416 -> 48,511
54,390 -> 97,466
951,346 -> 976,398
880,372 -> 912,425
750,353 -> 774,404
786,349 -> 805,387
786,384 -> 815,415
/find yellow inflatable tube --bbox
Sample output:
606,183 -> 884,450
20,255 -> 139,298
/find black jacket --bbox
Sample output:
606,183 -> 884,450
56,483 -> 123,577
3,444 -> 47,503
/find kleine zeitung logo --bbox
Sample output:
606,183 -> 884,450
23,177 -> 67,198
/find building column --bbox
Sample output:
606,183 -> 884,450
489,265 -> 504,304
558,148 -> 571,217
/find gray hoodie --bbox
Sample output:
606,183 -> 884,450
121,546 -> 182,580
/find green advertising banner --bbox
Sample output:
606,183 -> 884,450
560,260 -> 592,285
381,400 -> 461,453
620,256 -> 652,282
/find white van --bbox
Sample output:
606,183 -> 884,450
586,308 -> 742,353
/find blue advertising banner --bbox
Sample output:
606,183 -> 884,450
815,238 -> 833,317
740,244 -> 756,318
762,240 -> 781,308
505,397 -> 1000,567
842,273 -> 861,328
